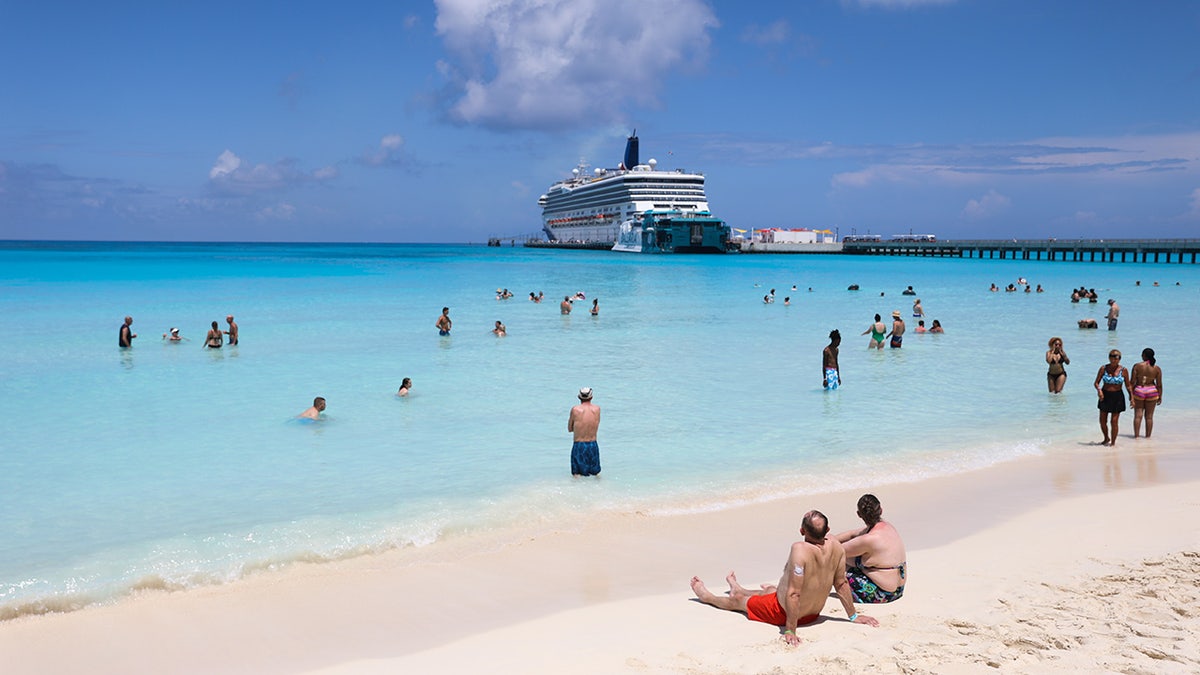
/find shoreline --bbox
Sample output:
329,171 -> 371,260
2,429 -> 1199,673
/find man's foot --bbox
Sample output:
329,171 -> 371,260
726,571 -> 747,594
691,576 -> 716,602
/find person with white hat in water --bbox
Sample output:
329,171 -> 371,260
568,387 -> 601,477
886,310 -> 905,349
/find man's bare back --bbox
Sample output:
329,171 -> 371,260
775,536 -> 844,621
568,401 -> 600,441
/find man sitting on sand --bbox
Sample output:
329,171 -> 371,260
690,510 -> 878,645
834,494 -> 906,603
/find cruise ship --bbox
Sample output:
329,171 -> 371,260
538,133 -> 728,250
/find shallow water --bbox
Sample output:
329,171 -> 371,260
1,241 -> 1197,616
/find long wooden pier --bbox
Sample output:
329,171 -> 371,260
842,238 -> 1200,263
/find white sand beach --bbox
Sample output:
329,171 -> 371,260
2,433 -> 1199,674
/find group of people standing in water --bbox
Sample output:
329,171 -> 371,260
1045,337 -> 1163,446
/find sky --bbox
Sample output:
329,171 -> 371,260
2,0 -> 1198,243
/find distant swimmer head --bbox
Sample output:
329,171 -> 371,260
170,327 -> 179,335
578,387 -> 593,401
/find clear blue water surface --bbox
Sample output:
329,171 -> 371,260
2,241 -> 1197,615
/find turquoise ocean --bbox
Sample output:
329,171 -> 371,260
2,241 -> 1198,618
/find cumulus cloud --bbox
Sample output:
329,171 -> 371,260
962,189 -> 1011,220
359,134 -> 409,167
207,150 -> 336,194
433,0 -> 719,130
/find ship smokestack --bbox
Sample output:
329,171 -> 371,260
624,131 -> 639,170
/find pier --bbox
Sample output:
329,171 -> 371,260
841,238 -> 1200,264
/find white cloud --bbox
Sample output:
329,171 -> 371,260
434,0 -> 719,130
209,150 -> 241,180
360,134 -> 408,167
962,189 -> 1011,220
207,150 -> 335,194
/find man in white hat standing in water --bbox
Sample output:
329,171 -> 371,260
568,387 -> 601,477
887,310 -> 905,349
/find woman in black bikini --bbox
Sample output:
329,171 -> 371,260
204,320 -> 223,349
1045,337 -> 1069,393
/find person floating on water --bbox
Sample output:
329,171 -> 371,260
493,320 -> 506,336
397,378 -> 412,397
162,327 -> 186,342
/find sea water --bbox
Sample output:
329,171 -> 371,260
2,241 -> 1198,617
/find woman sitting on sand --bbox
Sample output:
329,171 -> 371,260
834,494 -> 906,603
1130,348 -> 1162,439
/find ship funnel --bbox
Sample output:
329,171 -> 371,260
624,131 -> 639,170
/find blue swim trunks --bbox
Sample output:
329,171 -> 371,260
825,367 -> 840,390
890,335 -> 903,348
438,330 -> 450,336
571,441 -> 601,476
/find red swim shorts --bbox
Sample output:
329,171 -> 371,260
745,593 -> 818,627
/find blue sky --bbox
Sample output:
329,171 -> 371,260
2,0 -> 1198,243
